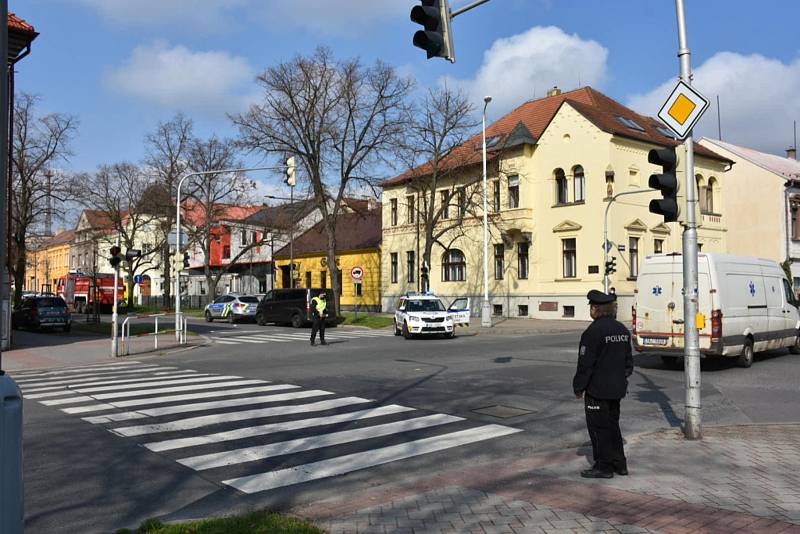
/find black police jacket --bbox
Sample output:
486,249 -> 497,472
572,316 -> 634,399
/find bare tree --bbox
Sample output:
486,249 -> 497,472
183,135 -> 255,303
397,86 -> 488,289
234,47 -> 413,314
9,93 -> 78,303
73,163 -> 160,308
143,113 -> 193,307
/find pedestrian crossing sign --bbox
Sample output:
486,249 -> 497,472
657,80 -> 709,140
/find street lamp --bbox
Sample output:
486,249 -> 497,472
481,95 -> 492,328
173,166 -> 277,340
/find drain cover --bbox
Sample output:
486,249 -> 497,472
472,405 -> 534,419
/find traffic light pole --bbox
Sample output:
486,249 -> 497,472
603,189 -> 652,292
111,235 -> 120,357
675,0 -> 702,440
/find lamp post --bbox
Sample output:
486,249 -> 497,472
174,165 -> 278,340
481,95 -> 493,327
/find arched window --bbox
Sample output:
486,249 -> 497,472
442,249 -> 466,282
555,168 -> 568,205
706,178 -> 717,213
573,165 -> 585,202
695,174 -> 707,214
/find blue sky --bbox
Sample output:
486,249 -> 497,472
14,0 -> 800,187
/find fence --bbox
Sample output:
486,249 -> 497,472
139,295 -> 209,310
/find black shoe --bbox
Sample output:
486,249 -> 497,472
321,341 -> 328,346
310,341 -> 316,346
615,467 -> 629,476
580,468 -> 614,479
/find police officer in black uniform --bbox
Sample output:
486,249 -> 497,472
573,289 -> 634,478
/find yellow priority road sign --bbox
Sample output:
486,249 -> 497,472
657,80 -> 710,140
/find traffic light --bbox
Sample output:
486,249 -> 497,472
410,0 -> 455,62
125,249 -> 141,262
604,257 -> 617,276
284,156 -> 296,187
648,146 -> 679,223
109,246 -> 122,268
183,252 -> 190,268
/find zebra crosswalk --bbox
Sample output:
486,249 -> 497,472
12,361 -> 521,494
209,327 -> 397,345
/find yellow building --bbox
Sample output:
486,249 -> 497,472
381,87 -> 732,321
273,209 -> 382,311
27,229 -> 75,292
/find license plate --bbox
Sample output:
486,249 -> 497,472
643,337 -> 668,346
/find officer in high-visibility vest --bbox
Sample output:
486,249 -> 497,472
310,292 -> 328,346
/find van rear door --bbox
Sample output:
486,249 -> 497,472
636,256 -> 684,350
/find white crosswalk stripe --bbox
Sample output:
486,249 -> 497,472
209,328 -> 396,346
16,362 -> 520,495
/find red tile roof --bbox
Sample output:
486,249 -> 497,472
83,210 -> 115,229
45,229 -> 76,247
8,13 -> 36,34
383,86 -> 730,187
274,209 -> 382,258
180,200 -> 263,227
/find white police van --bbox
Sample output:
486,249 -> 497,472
633,253 -> 800,367
394,292 -> 470,339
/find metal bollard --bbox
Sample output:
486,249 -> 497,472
154,316 -> 159,350
0,371 -> 24,534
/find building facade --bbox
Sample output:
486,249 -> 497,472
698,138 -> 800,288
274,209 -> 382,311
381,87 -> 732,321
27,229 -> 74,292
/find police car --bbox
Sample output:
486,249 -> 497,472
204,294 -> 260,323
393,292 -> 470,339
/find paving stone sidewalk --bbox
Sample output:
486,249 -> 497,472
296,424 -> 800,533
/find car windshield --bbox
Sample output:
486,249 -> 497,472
238,297 -> 259,303
36,298 -> 66,308
406,300 -> 445,312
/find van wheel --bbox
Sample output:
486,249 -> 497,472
737,338 -> 754,368
790,332 -> 800,355
256,313 -> 266,326
394,320 -> 401,336
291,314 -> 303,328
205,311 -> 213,322
402,321 -> 413,340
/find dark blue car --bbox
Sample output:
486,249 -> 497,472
12,295 -> 72,332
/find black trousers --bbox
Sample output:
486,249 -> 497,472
310,315 -> 326,343
584,394 -> 627,473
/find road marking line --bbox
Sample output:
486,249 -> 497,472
10,361 -> 144,379
180,414 -> 463,471
110,397 -> 373,435
71,389 -> 333,418
23,372 -> 207,396
144,405 -> 415,452
59,384 -> 301,412
71,375 -> 248,394
223,424 -> 522,493
17,366 -> 178,388
42,379 -> 271,405
213,340 -> 240,345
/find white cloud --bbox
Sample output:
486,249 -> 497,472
627,52 -> 800,155
79,0 -> 247,32
441,26 -> 609,116
107,42 -> 257,114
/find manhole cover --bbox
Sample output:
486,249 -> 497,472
472,405 -> 535,419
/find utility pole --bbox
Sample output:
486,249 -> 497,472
675,0 -> 702,440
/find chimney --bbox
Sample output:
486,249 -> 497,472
547,86 -> 562,97
787,147 -> 797,160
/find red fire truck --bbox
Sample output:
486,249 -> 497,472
56,272 -> 126,314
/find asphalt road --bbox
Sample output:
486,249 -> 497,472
14,322 -> 800,533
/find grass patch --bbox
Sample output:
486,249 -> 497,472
339,312 -> 394,329
115,511 -> 324,534
181,308 -> 207,318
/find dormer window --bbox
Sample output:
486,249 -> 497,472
475,135 -> 502,150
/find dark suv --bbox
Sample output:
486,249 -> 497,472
256,288 -> 337,328
12,295 -> 72,332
